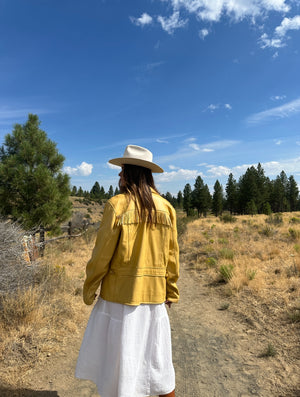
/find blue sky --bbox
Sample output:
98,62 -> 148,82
0,0 -> 300,195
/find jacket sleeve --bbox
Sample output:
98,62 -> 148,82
166,207 -> 180,302
83,201 -> 120,305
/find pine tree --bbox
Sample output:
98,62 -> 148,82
0,114 -> 71,231
177,191 -> 183,208
192,176 -> 205,217
246,199 -> 257,216
183,183 -> 192,216
202,184 -> 212,217
108,185 -> 114,199
71,186 -> 77,196
287,175 -> 299,211
114,187 -> 120,196
225,173 -> 238,214
77,186 -> 84,197
90,181 -> 101,199
212,180 -> 223,217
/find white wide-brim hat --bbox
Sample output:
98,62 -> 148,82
108,145 -> 164,173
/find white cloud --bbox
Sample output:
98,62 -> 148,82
260,15 -> 300,50
189,143 -> 214,152
157,138 -> 169,143
259,32 -> 285,48
145,61 -> 165,71
271,95 -> 286,101
206,165 -> 232,177
157,168 -> 202,182
247,97 -> 300,124
64,162 -> 93,176
130,13 -> 153,27
224,103 -> 232,110
272,51 -> 279,58
275,139 -> 282,145
204,157 -> 300,180
199,28 -> 209,39
204,103 -> 219,112
275,15 -> 300,37
169,165 -> 179,170
156,0 -> 290,31
157,11 -> 188,34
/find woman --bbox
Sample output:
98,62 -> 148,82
75,145 -> 179,397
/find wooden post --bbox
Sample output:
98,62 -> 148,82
68,221 -> 72,239
39,227 -> 45,257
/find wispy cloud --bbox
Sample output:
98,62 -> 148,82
130,13 -> 153,27
0,107 -> 51,125
271,95 -> 286,101
158,139 -> 239,163
199,28 -> 209,39
157,138 -> 169,144
247,97 -> 300,124
157,168 -> 202,182
64,162 -> 93,176
203,103 -> 232,112
157,11 -> 188,34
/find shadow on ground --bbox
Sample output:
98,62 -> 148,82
0,386 -> 58,397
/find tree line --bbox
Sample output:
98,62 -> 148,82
161,164 -> 300,216
71,182 -> 119,202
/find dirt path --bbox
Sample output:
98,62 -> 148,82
7,260 -> 298,397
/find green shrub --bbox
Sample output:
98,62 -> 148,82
265,213 -> 283,226
206,257 -> 217,267
260,343 -> 277,357
259,226 -> 275,237
219,248 -> 234,260
219,214 -> 236,223
247,269 -> 257,280
289,217 -> 300,224
218,264 -> 234,282
294,244 -> 300,253
289,228 -> 300,240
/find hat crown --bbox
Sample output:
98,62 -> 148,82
123,145 -> 153,162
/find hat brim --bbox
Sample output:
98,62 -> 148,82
109,157 -> 164,173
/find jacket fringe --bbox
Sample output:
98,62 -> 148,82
115,210 -> 172,227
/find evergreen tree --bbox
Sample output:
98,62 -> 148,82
114,186 -> 120,196
183,183 -> 192,216
177,191 -> 183,208
108,185 -> 114,199
71,186 -> 77,196
287,175 -> 299,211
77,186 -> 84,197
0,114 -> 71,231
271,173 -> 288,212
100,186 -> 106,199
202,184 -> 212,217
165,192 -> 173,204
225,173 -> 238,214
192,176 -> 205,217
90,181 -> 101,199
212,180 -> 223,216
245,199 -> 257,216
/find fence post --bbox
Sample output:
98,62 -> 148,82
39,227 -> 45,257
68,221 -> 72,239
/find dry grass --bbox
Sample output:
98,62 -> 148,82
0,227 -> 98,388
182,212 -> 300,299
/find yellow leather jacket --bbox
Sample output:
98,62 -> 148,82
83,189 -> 179,306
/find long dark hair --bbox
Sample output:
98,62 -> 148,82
120,164 -> 158,225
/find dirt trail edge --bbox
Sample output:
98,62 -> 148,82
15,260 -> 297,397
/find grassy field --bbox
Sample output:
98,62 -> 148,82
0,209 -> 299,390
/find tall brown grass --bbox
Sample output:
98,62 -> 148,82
182,212 -> 300,310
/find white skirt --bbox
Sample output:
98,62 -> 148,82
75,298 -> 175,397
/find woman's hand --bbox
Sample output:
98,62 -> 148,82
165,300 -> 172,308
